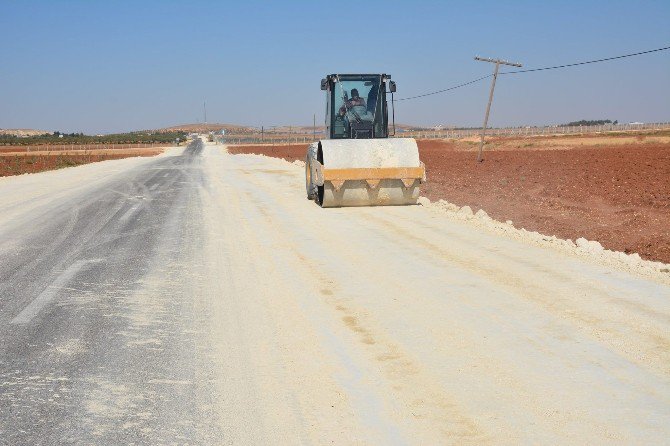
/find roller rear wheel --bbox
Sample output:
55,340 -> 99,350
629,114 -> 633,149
305,155 -> 316,200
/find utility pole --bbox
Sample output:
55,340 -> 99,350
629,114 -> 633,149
474,56 -> 522,162
313,113 -> 316,140
203,101 -> 207,125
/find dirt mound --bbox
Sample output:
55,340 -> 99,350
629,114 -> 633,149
0,129 -> 49,137
157,123 -> 254,134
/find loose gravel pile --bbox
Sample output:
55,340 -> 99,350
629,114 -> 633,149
420,196 -> 670,283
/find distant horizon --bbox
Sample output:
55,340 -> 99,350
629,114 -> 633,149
3,117 -> 669,136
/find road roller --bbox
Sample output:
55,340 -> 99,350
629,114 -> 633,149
305,74 -> 426,207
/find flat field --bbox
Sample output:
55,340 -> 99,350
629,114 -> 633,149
0,148 -> 163,177
229,133 -> 670,263
0,143 -> 166,153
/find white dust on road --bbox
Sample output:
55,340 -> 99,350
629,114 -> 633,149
195,144 -> 670,444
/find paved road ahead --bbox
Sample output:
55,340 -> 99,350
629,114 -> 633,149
1,139 -> 669,444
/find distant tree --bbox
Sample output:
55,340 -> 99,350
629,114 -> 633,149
560,119 -> 613,127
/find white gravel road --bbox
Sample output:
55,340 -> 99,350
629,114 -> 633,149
1,140 -> 668,444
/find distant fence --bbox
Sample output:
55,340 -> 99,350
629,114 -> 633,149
221,122 -> 670,145
0,142 -> 168,153
394,122 -> 670,140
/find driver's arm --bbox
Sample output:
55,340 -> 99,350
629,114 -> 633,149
338,102 -> 347,116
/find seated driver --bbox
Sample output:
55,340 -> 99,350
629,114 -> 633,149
338,89 -> 366,116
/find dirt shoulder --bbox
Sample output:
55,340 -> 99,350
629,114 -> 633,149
0,148 -> 163,177
230,138 -> 670,264
419,141 -> 670,264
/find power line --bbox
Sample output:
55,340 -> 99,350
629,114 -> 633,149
395,75 -> 492,102
500,45 -> 670,74
395,45 -> 670,102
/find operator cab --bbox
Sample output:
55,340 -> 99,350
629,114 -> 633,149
321,74 -> 395,139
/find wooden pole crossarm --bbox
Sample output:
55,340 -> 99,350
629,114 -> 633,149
474,56 -> 523,162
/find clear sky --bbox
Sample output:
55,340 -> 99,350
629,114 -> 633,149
1,0 -> 669,134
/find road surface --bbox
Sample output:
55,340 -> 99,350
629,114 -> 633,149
1,139 -> 669,444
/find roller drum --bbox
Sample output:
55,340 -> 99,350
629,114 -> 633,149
314,138 -> 425,208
